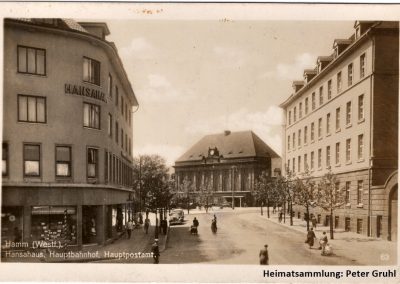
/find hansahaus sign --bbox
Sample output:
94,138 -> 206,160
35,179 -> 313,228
64,83 -> 107,103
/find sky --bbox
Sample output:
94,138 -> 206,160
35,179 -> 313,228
106,18 -> 354,166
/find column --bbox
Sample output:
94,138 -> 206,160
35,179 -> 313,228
238,171 -> 242,191
96,205 -> 106,245
23,206 -> 31,244
77,205 -> 83,247
219,172 -> 223,191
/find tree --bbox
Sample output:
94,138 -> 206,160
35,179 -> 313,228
293,171 -> 316,231
278,169 -> 295,225
316,169 -> 346,239
132,155 -> 170,212
199,180 -> 213,213
254,171 -> 275,218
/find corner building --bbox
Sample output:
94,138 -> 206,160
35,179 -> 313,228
2,19 -> 138,248
280,21 -> 398,240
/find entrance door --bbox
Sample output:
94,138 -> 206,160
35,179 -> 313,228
377,215 -> 382,238
389,185 -> 398,241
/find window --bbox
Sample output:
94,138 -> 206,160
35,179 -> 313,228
358,94 -> 364,121
357,219 -> 363,234
56,146 -> 71,177
334,182 -> 340,203
2,143 -> 8,176
304,126 -> 308,144
327,80 -> 332,99
87,148 -> 98,178
287,135 -> 290,151
310,151 -> 315,170
346,138 -> 351,163
312,93 -> 316,110
83,57 -> 100,85
337,72 -> 342,93
318,118 -> 322,138
326,113 -> 331,135
115,121 -> 119,144
299,102 -> 302,119
358,134 -> 364,160
304,153 -> 308,171
108,114 -> 112,137
121,96 -> 124,115
288,111 -> 292,125
311,122 -> 315,141
346,101 -> 352,125
298,156 -> 301,173
345,181 -> 351,204
305,97 -> 309,115
335,142 -> 340,165
292,158 -> 295,173
326,146 -> 331,167
18,95 -> 46,123
17,46 -> 46,75
115,86 -> 119,106
319,86 -> 323,106
128,138 -> 131,155
83,102 -> 100,129
129,111 -> 132,126
336,107 -> 340,131
287,160 -> 290,172
125,104 -> 128,122
360,53 -> 366,78
348,63 -> 353,86
357,180 -> 363,204
23,144 -> 40,176
318,149 -> 322,169
293,107 -> 297,122
121,129 -> 124,149
293,133 -> 296,149
108,74 -> 113,98
298,129 -> 301,147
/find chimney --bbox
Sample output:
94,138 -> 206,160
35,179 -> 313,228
224,130 -> 231,136
292,81 -> 304,93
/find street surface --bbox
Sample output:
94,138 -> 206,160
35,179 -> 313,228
161,209 -> 359,265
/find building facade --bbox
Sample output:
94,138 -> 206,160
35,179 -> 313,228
174,131 -> 281,207
1,19 -> 138,249
280,21 -> 398,240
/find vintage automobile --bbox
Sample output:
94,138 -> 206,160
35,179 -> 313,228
169,209 -> 185,225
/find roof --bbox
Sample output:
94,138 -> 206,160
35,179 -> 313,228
13,18 -> 88,33
175,130 -> 280,163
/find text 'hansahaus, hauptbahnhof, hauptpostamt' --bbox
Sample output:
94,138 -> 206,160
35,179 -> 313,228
1,18 -> 139,250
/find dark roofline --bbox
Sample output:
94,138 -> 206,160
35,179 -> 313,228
78,22 -> 110,35
279,21 -> 383,109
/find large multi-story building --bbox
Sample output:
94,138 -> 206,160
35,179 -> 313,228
280,21 -> 398,241
174,130 -> 281,207
1,19 -> 138,249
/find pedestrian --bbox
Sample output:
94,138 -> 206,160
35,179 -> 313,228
193,217 -> 199,228
305,228 -> 316,249
126,219 -> 133,239
259,244 -> 269,265
139,212 -> 143,225
272,205 -> 276,214
144,218 -> 150,234
278,212 -> 283,223
311,216 -> 317,229
320,231 -> 328,255
151,239 -> 160,264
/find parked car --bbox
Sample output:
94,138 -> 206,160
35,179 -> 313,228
169,209 -> 185,225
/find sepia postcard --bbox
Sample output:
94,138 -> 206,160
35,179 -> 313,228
0,2 -> 399,283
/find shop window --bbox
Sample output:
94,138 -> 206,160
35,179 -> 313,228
83,57 -> 100,85
23,144 -> 40,177
17,45 -> 46,75
18,95 -> 46,123
55,146 -> 71,177
87,148 -> 98,178
2,143 -> 8,176
83,102 -> 100,129
1,207 -> 23,244
31,206 -> 77,245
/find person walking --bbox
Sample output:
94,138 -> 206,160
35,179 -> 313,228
305,228 -> 316,249
311,216 -> 317,229
259,244 -> 269,265
278,212 -> 283,223
126,219 -> 133,239
144,218 -> 150,234
320,231 -> 328,255
151,239 -> 160,264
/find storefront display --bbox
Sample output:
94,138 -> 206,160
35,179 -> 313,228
1,207 -> 23,247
